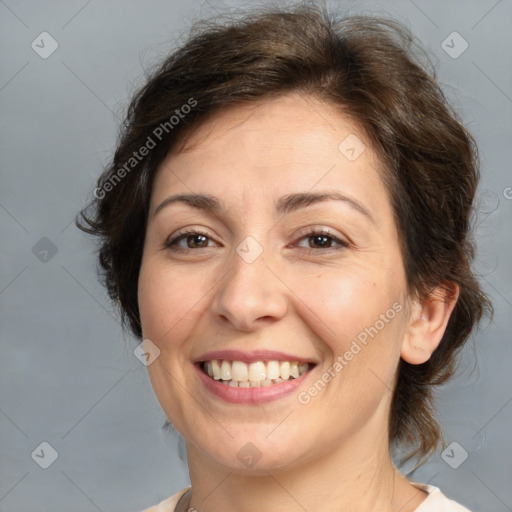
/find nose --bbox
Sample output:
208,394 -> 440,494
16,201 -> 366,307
210,245 -> 288,332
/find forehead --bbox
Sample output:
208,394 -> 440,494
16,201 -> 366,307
151,92 -> 389,216
178,93 -> 370,161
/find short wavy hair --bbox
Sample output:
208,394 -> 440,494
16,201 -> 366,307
77,2 -> 492,463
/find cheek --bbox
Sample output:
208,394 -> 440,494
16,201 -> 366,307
301,272 -> 399,348
298,271 -> 406,395
137,261 -> 205,425
137,260 -> 213,344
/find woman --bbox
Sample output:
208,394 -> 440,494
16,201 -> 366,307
78,3 -> 491,511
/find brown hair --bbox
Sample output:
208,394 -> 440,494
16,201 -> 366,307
77,1 -> 492,464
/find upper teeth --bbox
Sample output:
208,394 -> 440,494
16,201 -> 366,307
203,360 -> 310,382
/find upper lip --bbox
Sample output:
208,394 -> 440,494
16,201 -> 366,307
194,349 -> 317,365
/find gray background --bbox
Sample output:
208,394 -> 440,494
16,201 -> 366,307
1,0 -> 511,510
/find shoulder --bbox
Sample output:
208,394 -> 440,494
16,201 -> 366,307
141,487 -> 191,512
411,482 -> 472,512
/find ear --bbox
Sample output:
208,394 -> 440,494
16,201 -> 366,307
401,283 -> 459,365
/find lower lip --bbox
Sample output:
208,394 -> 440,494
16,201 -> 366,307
194,363 -> 313,404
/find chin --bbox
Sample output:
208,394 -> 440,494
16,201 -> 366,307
191,429 -> 312,475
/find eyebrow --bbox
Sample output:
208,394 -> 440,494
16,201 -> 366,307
153,191 -> 375,224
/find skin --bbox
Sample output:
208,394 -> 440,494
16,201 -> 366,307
138,92 -> 457,512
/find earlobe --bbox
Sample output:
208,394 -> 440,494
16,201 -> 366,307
401,283 -> 459,365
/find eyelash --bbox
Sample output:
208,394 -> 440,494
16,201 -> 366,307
165,228 -> 349,253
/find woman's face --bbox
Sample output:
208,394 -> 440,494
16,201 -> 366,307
138,92 -> 411,473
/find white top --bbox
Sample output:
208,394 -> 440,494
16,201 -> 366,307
142,482 -> 472,511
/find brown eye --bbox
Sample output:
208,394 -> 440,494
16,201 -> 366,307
166,230 -> 214,251
308,234 -> 335,249
295,229 -> 348,251
185,233 -> 209,248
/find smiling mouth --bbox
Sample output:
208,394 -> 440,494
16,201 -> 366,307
199,359 -> 315,388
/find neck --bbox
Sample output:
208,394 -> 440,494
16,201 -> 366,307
183,425 -> 427,512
